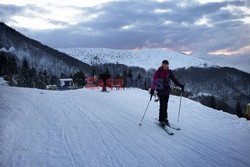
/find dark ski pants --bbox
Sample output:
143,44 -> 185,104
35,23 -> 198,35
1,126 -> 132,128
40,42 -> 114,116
158,95 -> 170,122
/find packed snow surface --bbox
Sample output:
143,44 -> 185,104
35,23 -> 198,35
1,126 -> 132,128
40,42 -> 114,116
58,48 -> 215,70
0,81 -> 249,167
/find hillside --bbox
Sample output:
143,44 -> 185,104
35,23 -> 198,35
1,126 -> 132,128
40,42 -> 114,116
173,67 -> 250,113
0,78 -> 249,167
58,47 -> 215,70
0,22 -> 91,76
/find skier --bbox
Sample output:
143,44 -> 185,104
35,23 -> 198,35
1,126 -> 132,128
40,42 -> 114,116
150,60 -> 184,127
99,68 -> 111,92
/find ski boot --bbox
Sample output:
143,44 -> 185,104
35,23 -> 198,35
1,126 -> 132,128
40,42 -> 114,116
159,121 -> 166,127
164,119 -> 170,126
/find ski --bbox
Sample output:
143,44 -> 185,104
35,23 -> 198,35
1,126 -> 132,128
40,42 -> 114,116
101,90 -> 110,93
167,124 -> 180,131
154,122 -> 174,135
154,118 -> 180,130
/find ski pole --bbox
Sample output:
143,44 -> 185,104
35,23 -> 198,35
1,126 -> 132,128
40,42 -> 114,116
139,95 -> 152,126
177,91 -> 183,122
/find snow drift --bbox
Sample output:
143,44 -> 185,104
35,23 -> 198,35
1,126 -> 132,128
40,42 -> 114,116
0,80 -> 249,167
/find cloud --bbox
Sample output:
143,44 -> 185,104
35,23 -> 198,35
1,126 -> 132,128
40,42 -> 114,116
0,4 -> 25,22
0,0 -> 249,72
209,45 -> 250,55
0,0 -> 117,8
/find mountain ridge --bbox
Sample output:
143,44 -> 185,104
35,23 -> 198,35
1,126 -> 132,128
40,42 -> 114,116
58,47 -> 216,70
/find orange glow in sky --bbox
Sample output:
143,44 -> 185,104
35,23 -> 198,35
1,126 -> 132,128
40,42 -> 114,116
209,45 -> 250,56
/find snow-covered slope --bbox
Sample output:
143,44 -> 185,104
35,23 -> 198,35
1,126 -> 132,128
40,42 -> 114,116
58,48 -> 215,70
0,82 -> 249,166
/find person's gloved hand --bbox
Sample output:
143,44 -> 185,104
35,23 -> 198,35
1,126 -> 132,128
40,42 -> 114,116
180,84 -> 185,92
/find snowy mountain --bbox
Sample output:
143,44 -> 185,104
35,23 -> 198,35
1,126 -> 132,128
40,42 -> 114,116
58,47 -> 216,70
1,78 -> 249,167
58,47 -> 249,114
0,22 -> 91,76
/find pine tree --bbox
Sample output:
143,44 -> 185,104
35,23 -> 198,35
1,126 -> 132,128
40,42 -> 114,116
42,70 -> 49,86
19,58 -> 30,87
144,78 -> 151,90
73,71 -> 86,87
36,70 -> 47,89
22,58 -> 29,70
122,70 -> 128,88
235,102 -> 242,118
0,52 -> 4,76
136,73 -> 142,88
218,100 -> 229,112
50,75 -> 59,85
29,68 -> 37,88
137,73 -> 141,80
9,56 -> 18,75
91,67 -> 97,77
60,73 -> 67,78
0,52 -> 7,76
114,73 -> 121,79
37,71 -> 44,89
208,96 -> 216,109
122,70 -> 127,78
105,68 -> 110,75
128,69 -> 133,79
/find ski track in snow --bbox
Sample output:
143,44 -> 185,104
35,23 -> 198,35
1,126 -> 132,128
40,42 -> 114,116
0,83 -> 250,167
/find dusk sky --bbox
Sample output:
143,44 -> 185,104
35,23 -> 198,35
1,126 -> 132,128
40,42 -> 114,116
0,0 -> 249,72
